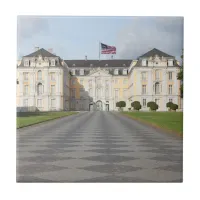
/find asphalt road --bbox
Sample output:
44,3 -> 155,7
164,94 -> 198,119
17,111 -> 183,182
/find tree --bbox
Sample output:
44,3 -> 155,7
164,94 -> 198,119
171,104 -> 178,111
149,102 -> 158,111
147,101 -> 154,108
177,49 -> 183,98
166,102 -> 173,111
117,101 -> 126,111
116,102 -> 119,107
131,101 -> 141,111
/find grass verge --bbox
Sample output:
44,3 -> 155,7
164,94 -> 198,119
121,111 -> 183,137
17,111 -> 78,128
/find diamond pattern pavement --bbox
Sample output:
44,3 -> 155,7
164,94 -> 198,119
17,111 -> 183,182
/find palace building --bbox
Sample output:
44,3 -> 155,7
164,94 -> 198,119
16,47 -> 182,111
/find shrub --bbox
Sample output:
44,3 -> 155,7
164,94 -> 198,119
171,104 -> 178,111
147,101 -> 154,108
149,102 -> 158,111
116,101 -> 126,111
116,102 -> 119,107
131,101 -> 140,108
131,101 -> 141,111
166,102 -> 173,109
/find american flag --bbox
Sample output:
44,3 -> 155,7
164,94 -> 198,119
101,43 -> 116,54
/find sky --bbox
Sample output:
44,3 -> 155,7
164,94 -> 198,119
17,16 -> 183,61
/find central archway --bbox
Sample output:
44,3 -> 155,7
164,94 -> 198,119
96,100 -> 103,111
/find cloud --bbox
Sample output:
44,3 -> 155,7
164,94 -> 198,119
17,16 -> 50,42
116,17 -> 183,60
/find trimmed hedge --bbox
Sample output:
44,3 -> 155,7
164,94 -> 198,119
131,101 -> 141,111
171,104 -> 178,111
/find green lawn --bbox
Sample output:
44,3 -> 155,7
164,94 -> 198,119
17,111 -> 77,128
122,111 -> 183,134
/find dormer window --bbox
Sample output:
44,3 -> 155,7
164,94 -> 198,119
123,64 -> 126,67
105,64 -> 108,67
142,60 -> 147,66
168,59 -> 173,66
90,64 -> 93,67
71,69 -> 75,75
80,69 -> 84,76
114,69 -> 119,75
24,60 -> 29,66
72,64 -> 76,67
51,59 -> 55,66
123,69 -> 127,75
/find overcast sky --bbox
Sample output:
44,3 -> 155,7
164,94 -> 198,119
17,16 -> 183,60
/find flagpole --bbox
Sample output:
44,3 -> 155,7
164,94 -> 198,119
99,41 -> 100,61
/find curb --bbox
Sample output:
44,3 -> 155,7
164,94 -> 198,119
120,113 -> 183,139
17,112 -> 78,129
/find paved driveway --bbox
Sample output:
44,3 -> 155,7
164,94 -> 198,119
17,111 -> 183,182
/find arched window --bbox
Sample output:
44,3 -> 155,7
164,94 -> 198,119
37,83 -> 43,95
37,70 -> 42,80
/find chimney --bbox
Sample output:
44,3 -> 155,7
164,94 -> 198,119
48,48 -> 53,54
85,55 -> 87,61
35,47 -> 39,51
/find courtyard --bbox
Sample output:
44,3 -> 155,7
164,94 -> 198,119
17,111 -> 183,182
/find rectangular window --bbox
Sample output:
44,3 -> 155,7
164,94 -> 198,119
89,80 -> 92,87
71,89 -> 76,98
115,79 -> 118,84
123,79 -> 128,84
37,99 -> 42,107
114,69 -> 119,75
23,99 -> 28,107
105,80 -> 109,87
123,69 -> 127,75
169,99 -> 173,103
143,99 -> 146,107
51,85 -> 56,94
71,79 -> 76,85
71,69 -> 75,75
24,85 -> 28,95
155,70 -> 160,80
50,72 -> 55,81
80,69 -> 84,75
123,89 -> 127,99
169,85 -> 172,94
142,60 -> 147,66
115,89 -> 119,100
24,61 -> 29,66
155,83 -> 160,94
141,72 -> 146,80
23,72 -> 28,80
51,60 -> 55,66
80,88 -> 84,97
51,99 -> 56,108
80,79 -> 84,85
89,88 -> 92,96
142,85 -> 146,94
155,99 -> 160,106
169,72 -> 173,80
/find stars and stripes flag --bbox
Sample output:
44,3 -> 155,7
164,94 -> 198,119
101,43 -> 116,54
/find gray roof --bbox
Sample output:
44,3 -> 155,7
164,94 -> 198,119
64,60 -> 132,68
24,48 -> 57,58
139,48 -> 174,58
